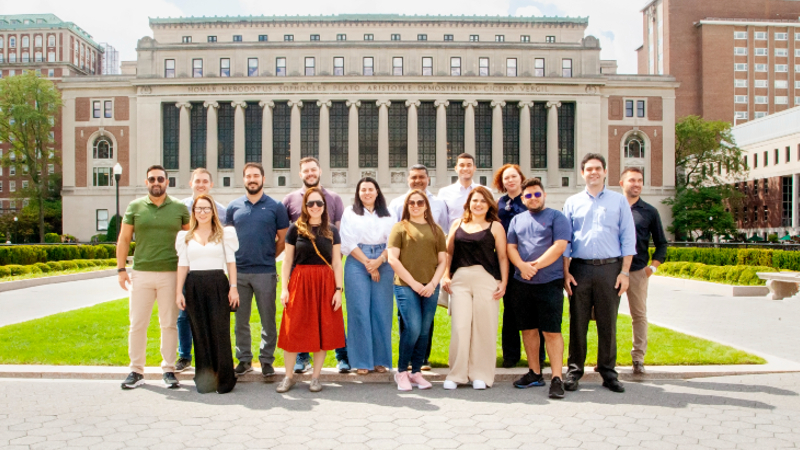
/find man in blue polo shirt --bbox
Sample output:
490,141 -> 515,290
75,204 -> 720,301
506,177 -> 571,399
227,163 -> 290,377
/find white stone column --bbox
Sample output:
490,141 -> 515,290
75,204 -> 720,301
546,101 -> 562,188
318,100 -> 332,186
346,100 -> 360,186
406,100 -> 420,167
434,100 -> 449,186
519,102 -> 532,172
793,174 -> 799,229
288,100 -> 303,187
377,100 -> 391,184
259,100 -> 274,187
463,101 -> 477,156
491,101 -> 505,173
203,101 -> 219,182
232,101 -> 247,187
176,102 -> 191,188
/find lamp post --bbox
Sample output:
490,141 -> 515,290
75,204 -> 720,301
13,216 -> 18,244
113,163 -> 122,241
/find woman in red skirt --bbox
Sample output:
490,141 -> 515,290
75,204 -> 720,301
277,187 -> 346,393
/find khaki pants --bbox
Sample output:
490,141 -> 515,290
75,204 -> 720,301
129,270 -> 179,374
447,266 -> 500,386
627,268 -> 649,363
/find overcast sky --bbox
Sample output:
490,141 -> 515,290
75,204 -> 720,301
6,0 -> 648,74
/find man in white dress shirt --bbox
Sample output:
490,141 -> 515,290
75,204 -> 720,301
389,164 -> 448,231
438,153 -> 482,229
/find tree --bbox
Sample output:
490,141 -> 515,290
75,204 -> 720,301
0,71 -> 63,243
663,185 -> 739,241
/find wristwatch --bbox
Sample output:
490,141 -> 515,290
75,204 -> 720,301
335,287 -> 342,291
117,268 -> 127,273
620,271 -> 630,277
649,265 -> 658,273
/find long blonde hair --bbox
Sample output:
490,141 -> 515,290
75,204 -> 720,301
185,194 -> 224,244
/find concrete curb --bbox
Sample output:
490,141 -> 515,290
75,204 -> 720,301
2,363 -> 798,383
0,269 -> 117,293
651,275 -> 768,297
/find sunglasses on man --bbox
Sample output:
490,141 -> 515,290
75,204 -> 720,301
523,192 -> 543,199
147,176 -> 166,184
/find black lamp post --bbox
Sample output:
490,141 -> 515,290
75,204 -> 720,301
13,216 -> 18,244
113,163 -> 122,240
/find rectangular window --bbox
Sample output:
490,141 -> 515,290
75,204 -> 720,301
756,112 -> 767,119
521,35 -> 530,43
734,47 -> 747,55
363,57 -> 374,76
503,102 -> 520,165
389,102 -> 408,168
531,102 -> 547,168
217,103 -> 234,169
755,48 -> 768,56
735,95 -> 747,104
233,35 -> 242,42
301,102 -> 320,159
422,57 -> 433,76
276,57 -> 286,76
336,34 -> 346,41
92,168 -> 112,187
444,34 -> 453,41
796,49 -> 800,57
305,57 -> 315,76
764,151 -> 769,166
776,64 -> 788,72
244,101 -> 263,163
506,58 -> 517,77
636,100 -> 645,118
9,167 -> 14,176
165,59 -> 175,78
258,35 -> 268,42
495,35 -> 505,42
776,96 -> 788,105
625,100 -> 634,117
775,48 -> 788,57
358,102 -> 378,168
755,32 -> 767,40
450,57 -> 461,76
534,58 -> 545,77
207,36 -> 217,43
92,101 -> 101,118
796,97 -> 800,106
475,102 -> 492,168
796,33 -> 800,41
775,80 -> 788,89
479,57 -> 489,76
364,34 -> 374,41
417,34 -> 427,41
735,111 -> 748,120
333,57 -> 344,76
96,209 -> 109,231
734,79 -> 747,88
330,102 -> 348,168
284,35 -> 294,42
417,102 -> 436,167
220,58 -> 230,77
192,59 -> 203,77
104,100 -> 112,118
775,32 -> 788,40
469,35 -> 479,42
446,103 -> 465,168
248,58 -> 258,77
391,34 -> 400,41
755,96 -> 768,104
734,31 -> 747,39
162,103 -> 180,170
562,59 -> 573,77
393,57 -> 403,76
755,64 -> 767,72
190,101 -> 207,169
755,79 -> 768,88
783,176 -> 793,226
310,34 -> 320,41
558,103 -> 575,169
273,102 -> 290,168
546,36 -> 556,43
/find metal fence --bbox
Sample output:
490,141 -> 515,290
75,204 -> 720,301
667,242 -> 800,251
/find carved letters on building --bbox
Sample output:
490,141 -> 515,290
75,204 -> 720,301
150,83 -> 588,96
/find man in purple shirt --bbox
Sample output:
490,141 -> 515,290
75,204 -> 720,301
281,156 -> 349,373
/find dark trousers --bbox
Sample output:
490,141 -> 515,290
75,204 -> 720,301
502,278 -> 546,364
567,260 -> 622,383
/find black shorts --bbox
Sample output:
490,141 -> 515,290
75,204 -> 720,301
506,277 -> 565,333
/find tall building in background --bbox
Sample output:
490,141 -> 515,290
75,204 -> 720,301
100,42 -> 119,74
637,0 -> 800,124
0,14 -> 104,215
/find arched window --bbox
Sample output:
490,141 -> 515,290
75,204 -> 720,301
21,36 -> 29,47
0,37 -> 4,48
93,137 -> 113,159
47,35 -> 55,47
625,134 -> 645,159
34,35 -> 42,47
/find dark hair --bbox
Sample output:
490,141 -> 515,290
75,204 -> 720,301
296,187 -> 333,242
299,156 -> 320,168
353,177 -> 391,218
621,166 -> 644,179
521,177 -> 545,192
580,153 -> 607,171
401,189 -> 441,240
243,162 -> 264,176
146,165 -> 166,177
462,186 -> 500,224
492,164 -> 526,193
456,153 -> 475,164
409,164 -> 429,176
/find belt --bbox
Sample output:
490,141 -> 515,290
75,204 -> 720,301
572,257 -> 621,266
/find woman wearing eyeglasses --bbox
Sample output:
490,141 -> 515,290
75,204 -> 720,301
175,194 -> 240,394
440,186 -> 508,390
276,187 -> 345,393
387,190 -> 447,391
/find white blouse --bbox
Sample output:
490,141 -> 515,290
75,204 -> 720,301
176,227 -> 239,272
339,206 -> 395,256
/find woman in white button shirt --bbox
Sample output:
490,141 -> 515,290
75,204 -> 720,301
340,177 -> 396,375
175,194 -> 240,394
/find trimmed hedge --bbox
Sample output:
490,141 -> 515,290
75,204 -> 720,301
0,259 -> 116,278
657,261 -> 778,286
649,247 -> 800,271
0,244 -> 134,266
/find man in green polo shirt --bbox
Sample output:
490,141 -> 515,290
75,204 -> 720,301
117,165 -> 190,390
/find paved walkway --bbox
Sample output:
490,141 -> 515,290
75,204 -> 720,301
2,373 -> 800,450
0,276 -> 125,327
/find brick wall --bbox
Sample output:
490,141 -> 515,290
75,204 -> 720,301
74,126 -> 130,188
608,96 -> 623,120
647,96 -> 663,121
75,97 -> 90,122
114,97 -> 129,121
607,125 -> 663,186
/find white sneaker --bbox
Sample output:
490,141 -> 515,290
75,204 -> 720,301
472,380 -> 487,390
443,380 -> 457,390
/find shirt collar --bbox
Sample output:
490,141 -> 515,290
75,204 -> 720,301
246,193 -> 267,206
584,186 -> 608,199
145,195 -> 172,208
301,185 -> 327,195
631,198 -> 644,209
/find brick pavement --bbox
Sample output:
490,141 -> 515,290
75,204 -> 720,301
2,373 -> 800,450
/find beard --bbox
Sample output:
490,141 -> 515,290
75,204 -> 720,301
245,182 -> 264,195
528,203 -> 545,214
303,176 -> 320,188
148,185 -> 164,197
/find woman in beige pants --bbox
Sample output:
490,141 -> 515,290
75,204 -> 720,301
441,186 -> 508,389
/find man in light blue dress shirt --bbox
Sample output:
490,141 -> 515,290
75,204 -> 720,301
561,153 -> 636,394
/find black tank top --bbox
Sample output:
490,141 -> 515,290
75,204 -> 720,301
450,224 -> 501,280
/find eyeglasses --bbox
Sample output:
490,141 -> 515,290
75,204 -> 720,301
147,176 -> 166,184
306,200 -> 325,208
408,200 -> 426,208
523,192 -> 543,199
193,207 -> 213,214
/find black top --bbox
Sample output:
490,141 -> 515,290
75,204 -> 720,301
630,198 -> 668,271
286,224 -> 341,268
497,193 -> 526,231
449,224 -> 502,280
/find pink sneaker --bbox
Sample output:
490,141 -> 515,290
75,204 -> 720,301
409,372 -> 432,390
395,371 -> 412,391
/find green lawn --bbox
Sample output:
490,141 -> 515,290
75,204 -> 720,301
0,268 -> 764,367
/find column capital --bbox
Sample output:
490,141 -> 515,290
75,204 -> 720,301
462,100 -> 478,108
317,100 -> 332,108
434,100 -> 449,108
518,101 -> 530,109
232,101 -> 248,109
258,100 -> 275,109
346,100 -> 361,108
175,102 -> 192,110
287,100 -> 303,108
491,100 -> 506,108
405,100 -> 420,108
546,101 -> 562,109
376,100 -> 391,108
203,101 -> 219,109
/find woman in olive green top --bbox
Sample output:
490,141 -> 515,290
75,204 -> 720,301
387,190 -> 447,392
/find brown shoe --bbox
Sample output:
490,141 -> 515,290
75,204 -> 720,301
375,366 -> 387,373
633,361 -> 646,375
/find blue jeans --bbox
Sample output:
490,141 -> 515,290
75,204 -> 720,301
344,244 -> 394,370
394,285 -> 439,373
177,297 -> 192,360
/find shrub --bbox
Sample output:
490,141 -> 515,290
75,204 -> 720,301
768,234 -> 779,243
0,266 -> 10,277
44,233 -> 61,243
693,265 -> 711,280
46,261 -> 63,271
5,265 -> 31,276
707,267 -> 728,283
74,260 -> 90,269
29,265 -> 42,274
34,262 -> 51,273
61,261 -> 78,270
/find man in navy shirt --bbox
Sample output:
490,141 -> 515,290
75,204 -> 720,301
506,178 -> 571,399
227,163 -> 290,377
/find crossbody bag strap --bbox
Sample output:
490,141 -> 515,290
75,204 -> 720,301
310,238 -> 334,271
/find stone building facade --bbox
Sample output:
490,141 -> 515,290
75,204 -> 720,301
59,15 -> 678,241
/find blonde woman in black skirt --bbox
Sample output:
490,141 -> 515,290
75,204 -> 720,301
176,194 -> 240,394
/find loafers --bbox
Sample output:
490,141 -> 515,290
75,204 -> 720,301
602,379 -> 626,393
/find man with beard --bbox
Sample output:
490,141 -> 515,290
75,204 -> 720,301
389,164 -> 448,231
505,178 -> 571,399
117,165 -> 191,390
282,157 -> 349,373
226,163 -> 290,377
